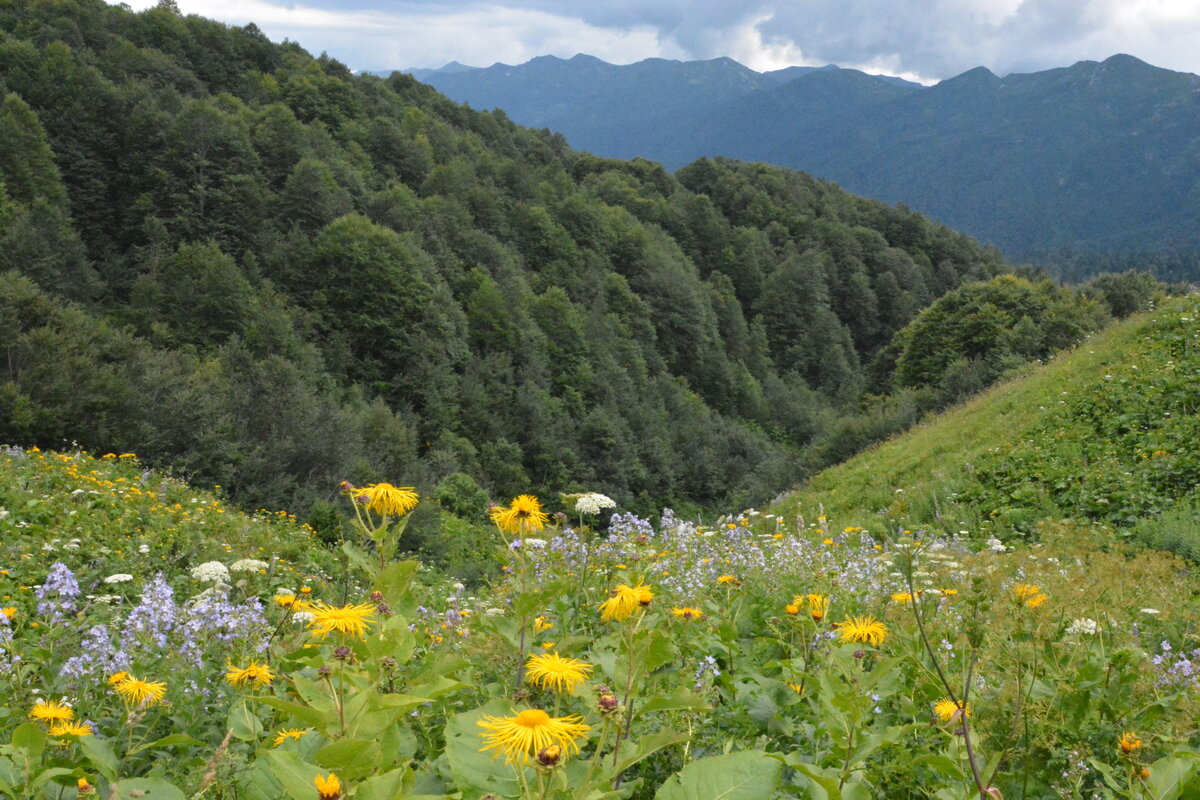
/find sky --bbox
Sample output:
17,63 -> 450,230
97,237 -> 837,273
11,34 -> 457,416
116,0 -> 1200,83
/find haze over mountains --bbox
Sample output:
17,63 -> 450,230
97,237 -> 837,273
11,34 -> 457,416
403,54 -> 1200,260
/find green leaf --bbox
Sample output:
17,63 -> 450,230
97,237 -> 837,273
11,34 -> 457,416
29,767 -> 75,790
341,541 -> 375,576
228,699 -> 265,741
352,767 -> 409,800
655,750 -> 783,800
315,738 -> 381,781
639,629 -> 677,673
373,560 -> 419,605
253,696 -> 335,729
9,723 -> 45,761
1144,752 -> 1200,800
78,735 -> 118,782
127,733 -> 203,755
264,749 -> 325,800
638,688 -> 712,716
112,778 -> 187,800
786,760 -> 843,800
611,729 -> 688,777
444,702 -> 522,799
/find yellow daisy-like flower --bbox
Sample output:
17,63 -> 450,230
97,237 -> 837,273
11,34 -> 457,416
273,728 -> 308,747
1119,732 -> 1142,754
785,602 -> 801,615
716,575 -> 738,585
806,594 -> 830,622
671,607 -> 704,620
274,593 -> 299,609
534,616 -> 554,632
933,698 -> 971,723
786,682 -> 805,695
307,602 -> 376,639
49,721 -> 94,738
114,675 -> 167,707
598,582 -> 653,622
359,483 -> 419,517
489,495 -> 550,535
30,699 -> 74,723
314,772 -> 342,799
477,708 -> 591,765
1,607 -> 16,620
525,652 -> 594,693
891,592 -> 914,605
107,671 -> 129,686
1013,583 -> 1048,608
837,616 -> 888,647
225,660 -> 275,688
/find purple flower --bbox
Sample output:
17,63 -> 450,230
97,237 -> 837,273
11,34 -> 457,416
121,574 -> 176,651
35,563 -> 80,622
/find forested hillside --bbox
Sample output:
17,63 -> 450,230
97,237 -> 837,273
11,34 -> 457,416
0,0 -> 1017,519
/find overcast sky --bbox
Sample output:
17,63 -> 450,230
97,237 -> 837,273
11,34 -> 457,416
118,0 -> 1200,83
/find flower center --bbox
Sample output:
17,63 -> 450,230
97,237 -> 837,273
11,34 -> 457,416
516,709 -> 550,728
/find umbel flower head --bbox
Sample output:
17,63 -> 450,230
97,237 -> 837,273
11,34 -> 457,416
934,698 -> 971,723
306,602 -> 376,639
314,773 -> 342,799
525,652 -> 594,693
478,708 -> 590,765
599,582 -> 653,622
226,660 -> 275,688
30,699 -> 74,723
837,616 -> 888,647
489,495 -> 550,535
356,483 -> 419,517
114,674 -> 167,707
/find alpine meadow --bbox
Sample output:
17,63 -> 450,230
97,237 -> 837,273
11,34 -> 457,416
1,2 -> 1199,799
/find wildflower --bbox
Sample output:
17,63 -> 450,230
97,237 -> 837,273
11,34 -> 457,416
358,483 -> 419,517
933,698 -> 970,723
574,493 -> 616,516
716,575 -> 738,585
534,616 -> 554,632
785,602 -> 801,615
230,559 -> 269,573
49,721 -> 94,737
671,607 -> 704,620
1,607 -> 15,619
837,616 -> 888,647
787,682 -> 805,694
307,602 -> 375,639
597,694 -> 620,715
1013,584 -> 1047,608
807,594 -> 830,622
103,574 -> 134,584
114,675 -> 167,706
190,561 -> 230,584
1119,732 -> 1142,754
108,672 -> 129,686
525,652 -> 593,693
314,773 -> 342,799
226,660 -> 275,688
1066,618 -> 1098,636
489,495 -> 550,535
599,582 -> 653,622
273,728 -> 307,746
477,708 -> 590,765
536,744 -> 562,769
30,699 -> 74,723
891,592 -> 914,605
77,778 -> 95,795
275,593 -> 299,609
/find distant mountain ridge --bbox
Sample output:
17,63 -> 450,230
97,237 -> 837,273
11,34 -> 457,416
398,53 -> 1200,259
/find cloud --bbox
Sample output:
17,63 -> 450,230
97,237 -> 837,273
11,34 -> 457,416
114,0 -> 1200,79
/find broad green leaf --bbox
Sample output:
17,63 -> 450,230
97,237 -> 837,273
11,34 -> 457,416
264,749 -> 325,800
353,766 -> 409,800
9,723 -> 46,761
638,688 -> 712,716
128,733 -> 203,755
112,778 -> 187,800
787,760 -> 843,800
1144,752 -> 1200,800
444,702 -> 522,799
228,699 -> 264,741
78,735 -> 118,782
373,560 -> 419,605
654,749 -> 783,800
29,767 -> 75,790
253,696 -> 335,729
315,738 -> 381,781
611,729 -> 688,777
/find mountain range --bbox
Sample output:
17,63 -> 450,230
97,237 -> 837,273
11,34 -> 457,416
403,54 -> 1200,260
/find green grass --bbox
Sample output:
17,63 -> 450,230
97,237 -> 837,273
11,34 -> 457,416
773,295 -> 1200,549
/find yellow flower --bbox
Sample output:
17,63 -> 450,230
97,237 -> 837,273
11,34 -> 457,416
77,777 -> 95,795
933,698 -> 970,723
359,483 -> 419,517
314,772 -> 342,799
823,538 -> 835,546
785,603 -> 801,615
1013,583 -> 1048,608
274,594 -> 299,609
1119,732 -> 1142,754
225,660 -> 275,688
534,616 -> 554,632
598,582 -> 653,622
273,728 -> 307,747
114,675 -> 167,707
477,708 -> 590,765
716,575 -> 739,585
1,607 -> 16,620
49,721 -> 94,738
837,616 -> 888,647
525,652 -> 594,693
107,672 -> 128,686
671,607 -> 704,620
940,589 -> 958,596
489,495 -> 550,535
806,594 -> 830,621
307,602 -> 376,638
891,592 -> 914,605
30,700 -> 74,723
786,682 -> 805,695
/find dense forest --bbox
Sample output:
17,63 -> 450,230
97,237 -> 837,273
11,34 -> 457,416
0,0 -> 1144,526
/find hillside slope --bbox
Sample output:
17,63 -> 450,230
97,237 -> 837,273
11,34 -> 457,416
773,294 -> 1200,555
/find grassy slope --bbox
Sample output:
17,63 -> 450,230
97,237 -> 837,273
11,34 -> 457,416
773,295 -> 1200,549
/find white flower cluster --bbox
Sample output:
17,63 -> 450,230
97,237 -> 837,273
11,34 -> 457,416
575,492 -> 616,515
190,561 -> 230,583
103,573 -> 134,584
985,537 -> 1007,553
230,558 -> 269,573
1066,618 -> 1098,636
